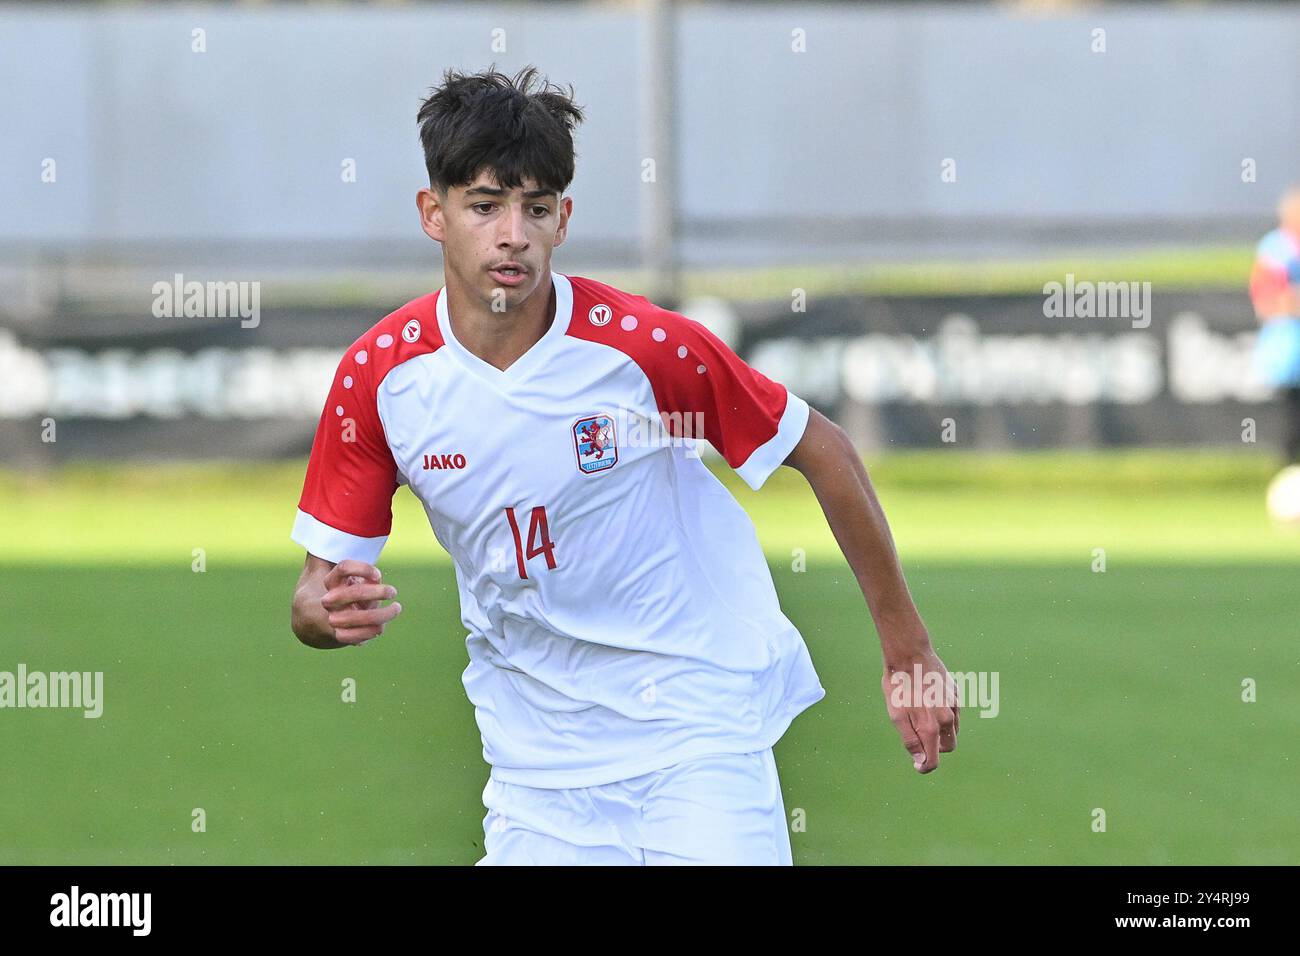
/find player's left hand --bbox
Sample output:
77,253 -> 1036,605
881,645 -> 959,774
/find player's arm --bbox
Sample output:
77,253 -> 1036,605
781,407 -> 958,774
636,307 -> 954,771
289,324 -> 411,649
291,554 -> 402,649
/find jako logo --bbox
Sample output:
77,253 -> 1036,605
50,886 -> 151,936
423,453 -> 467,470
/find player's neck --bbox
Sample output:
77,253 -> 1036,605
445,274 -> 556,372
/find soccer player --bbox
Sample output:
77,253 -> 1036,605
1249,185 -> 1300,463
289,66 -> 958,865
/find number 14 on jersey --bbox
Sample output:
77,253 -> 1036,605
503,505 -> 558,579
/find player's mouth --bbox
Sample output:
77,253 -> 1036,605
488,263 -> 528,287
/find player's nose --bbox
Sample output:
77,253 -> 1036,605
498,203 -> 529,248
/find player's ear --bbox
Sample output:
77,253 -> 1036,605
553,194 -> 573,247
417,186 -> 445,242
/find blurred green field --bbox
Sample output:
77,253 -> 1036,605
1,450 -> 1297,864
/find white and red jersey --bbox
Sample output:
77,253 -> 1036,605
292,272 -> 825,788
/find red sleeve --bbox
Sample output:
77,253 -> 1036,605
638,309 -> 810,490
1251,259 -> 1289,313
292,339 -> 399,564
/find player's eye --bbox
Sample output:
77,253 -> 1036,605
472,203 -> 495,214
531,205 -> 551,217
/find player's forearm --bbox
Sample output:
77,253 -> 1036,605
785,413 -> 931,658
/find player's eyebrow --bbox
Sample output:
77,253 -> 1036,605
463,185 -> 556,200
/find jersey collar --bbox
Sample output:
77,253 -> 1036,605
435,271 -> 573,386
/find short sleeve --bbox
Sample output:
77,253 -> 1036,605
648,313 -> 809,491
291,348 -> 399,565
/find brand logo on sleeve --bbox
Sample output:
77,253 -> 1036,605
588,304 -> 613,327
572,414 -> 618,474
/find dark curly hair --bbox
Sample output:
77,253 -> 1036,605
416,64 -> 585,198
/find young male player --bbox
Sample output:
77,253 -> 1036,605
289,66 -> 958,865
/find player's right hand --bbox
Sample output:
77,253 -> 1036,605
320,560 -> 402,646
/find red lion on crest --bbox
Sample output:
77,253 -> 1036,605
578,419 -> 611,459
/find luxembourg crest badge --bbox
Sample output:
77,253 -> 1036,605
572,414 -> 618,474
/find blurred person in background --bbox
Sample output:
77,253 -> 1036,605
1250,186 -> 1300,463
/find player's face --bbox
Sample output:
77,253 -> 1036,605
417,169 -> 572,310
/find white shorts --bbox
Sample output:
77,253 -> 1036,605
475,747 -> 793,865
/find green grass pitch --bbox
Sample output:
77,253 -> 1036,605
1,450 -> 1296,864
